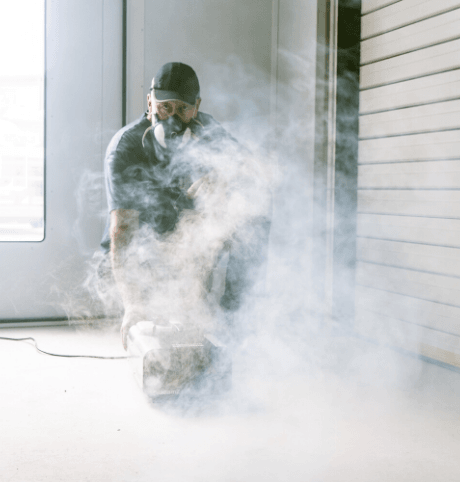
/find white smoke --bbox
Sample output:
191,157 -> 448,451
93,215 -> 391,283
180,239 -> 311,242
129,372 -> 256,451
57,17 -> 441,441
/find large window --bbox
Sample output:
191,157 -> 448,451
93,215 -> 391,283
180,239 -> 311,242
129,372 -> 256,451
0,1 -> 45,241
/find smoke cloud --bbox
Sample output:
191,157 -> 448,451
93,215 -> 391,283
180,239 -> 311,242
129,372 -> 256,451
65,45 -> 417,380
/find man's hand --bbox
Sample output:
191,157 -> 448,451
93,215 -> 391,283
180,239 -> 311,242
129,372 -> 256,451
186,171 -> 221,200
120,308 -> 145,350
186,175 -> 209,199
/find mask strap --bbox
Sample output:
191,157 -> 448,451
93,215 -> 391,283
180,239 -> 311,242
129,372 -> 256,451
142,126 -> 153,148
193,117 -> 204,128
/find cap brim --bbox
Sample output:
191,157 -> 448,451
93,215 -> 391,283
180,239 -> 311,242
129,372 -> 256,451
154,89 -> 195,105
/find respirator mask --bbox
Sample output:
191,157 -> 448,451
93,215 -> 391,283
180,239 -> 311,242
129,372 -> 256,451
143,114 -> 198,164
153,114 -> 193,151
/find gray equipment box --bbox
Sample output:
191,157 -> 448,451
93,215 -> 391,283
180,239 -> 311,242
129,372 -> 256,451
127,321 -> 231,401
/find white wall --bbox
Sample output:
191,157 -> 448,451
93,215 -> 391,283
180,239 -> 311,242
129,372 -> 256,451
0,0 -> 122,320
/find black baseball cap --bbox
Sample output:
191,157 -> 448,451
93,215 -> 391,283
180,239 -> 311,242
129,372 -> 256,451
152,62 -> 200,105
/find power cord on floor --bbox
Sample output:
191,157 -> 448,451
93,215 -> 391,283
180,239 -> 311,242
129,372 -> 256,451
0,336 -> 131,359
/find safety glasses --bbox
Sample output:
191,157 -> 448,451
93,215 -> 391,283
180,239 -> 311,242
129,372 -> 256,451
155,99 -> 197,121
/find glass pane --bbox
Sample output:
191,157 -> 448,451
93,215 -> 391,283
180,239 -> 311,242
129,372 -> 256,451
0,1 -> 45,241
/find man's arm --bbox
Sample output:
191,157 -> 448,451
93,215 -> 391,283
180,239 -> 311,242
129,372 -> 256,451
110,208 -> 144,349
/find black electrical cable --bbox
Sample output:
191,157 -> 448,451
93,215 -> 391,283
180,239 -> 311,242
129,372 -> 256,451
0,336 -> 131,359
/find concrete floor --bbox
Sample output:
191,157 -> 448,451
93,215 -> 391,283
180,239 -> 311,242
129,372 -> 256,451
0,323 -> 459,482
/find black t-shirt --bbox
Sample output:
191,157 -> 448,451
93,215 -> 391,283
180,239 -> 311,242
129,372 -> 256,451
100,111 -> 232,253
